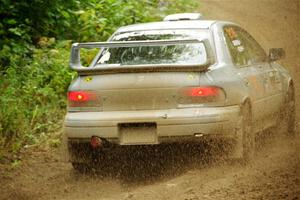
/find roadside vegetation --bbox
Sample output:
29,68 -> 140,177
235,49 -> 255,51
0,0 -> 199,160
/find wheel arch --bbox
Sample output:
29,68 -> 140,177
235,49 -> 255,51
241,97 -> 252,110
239,96 -> 253,119
287,78 -> 294,91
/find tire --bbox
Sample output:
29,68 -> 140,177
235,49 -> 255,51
282,85 -> 296,137
241,101 -> 255,162
68,142 -> 99,173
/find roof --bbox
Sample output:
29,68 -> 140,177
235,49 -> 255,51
116,20 -> 217,33
163,13 -> 203,21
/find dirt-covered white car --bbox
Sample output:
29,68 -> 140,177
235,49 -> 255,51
63,13 -> 295,170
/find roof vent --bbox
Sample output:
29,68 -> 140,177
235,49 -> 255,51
163,13 -> 203,21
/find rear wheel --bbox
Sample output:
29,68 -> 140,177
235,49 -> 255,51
241,101 -> 255,162
68,142 -> 100,173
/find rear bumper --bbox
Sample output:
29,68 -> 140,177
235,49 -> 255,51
64,105 -> 241,144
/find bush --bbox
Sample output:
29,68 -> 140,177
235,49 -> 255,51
0,40 -> 74,151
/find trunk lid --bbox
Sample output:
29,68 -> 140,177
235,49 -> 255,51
77,72 -> 200,111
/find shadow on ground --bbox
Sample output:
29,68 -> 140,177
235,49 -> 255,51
71,127 -> 291,187
72,139 -> 236,185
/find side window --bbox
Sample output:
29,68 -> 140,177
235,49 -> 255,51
223,26 -> 267,66
240,30 -> 267,63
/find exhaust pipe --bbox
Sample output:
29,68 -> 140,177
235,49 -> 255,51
90,136 -> 103,149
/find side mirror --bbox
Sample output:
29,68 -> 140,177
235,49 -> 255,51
269,48 -> 285,62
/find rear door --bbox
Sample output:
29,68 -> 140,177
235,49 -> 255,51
237,28 -> 283,118
223,26 -> 270,129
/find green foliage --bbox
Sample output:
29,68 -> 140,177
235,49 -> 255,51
10,159 -> 21,168
48,138 -> 61,148
67,0 -> 199,42
0,41 -> 74,149
0,0 -> 199,153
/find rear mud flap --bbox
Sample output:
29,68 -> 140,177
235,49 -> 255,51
229,116 -> 243,159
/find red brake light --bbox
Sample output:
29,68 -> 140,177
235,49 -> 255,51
179,86 -> 225,104
188,87 -> 219,97
68,91 -> 97,102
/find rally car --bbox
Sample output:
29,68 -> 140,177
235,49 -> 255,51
63,13 -> 295,170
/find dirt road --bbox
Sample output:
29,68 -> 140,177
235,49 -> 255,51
1,0 -> 299,199
0,133 -> 299,200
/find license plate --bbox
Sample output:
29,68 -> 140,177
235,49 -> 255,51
119,123 -> 157,145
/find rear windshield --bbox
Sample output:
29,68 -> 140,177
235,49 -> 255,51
95,30 -> 210,66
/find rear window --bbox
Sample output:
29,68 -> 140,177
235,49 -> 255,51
95,30 -> 210,66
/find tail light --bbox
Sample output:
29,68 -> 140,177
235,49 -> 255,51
178,86 -> 225,104
186,87 -> 219,97
68,91 -> 100,107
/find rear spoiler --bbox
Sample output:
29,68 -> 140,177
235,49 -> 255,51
69,39 -> 215,74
